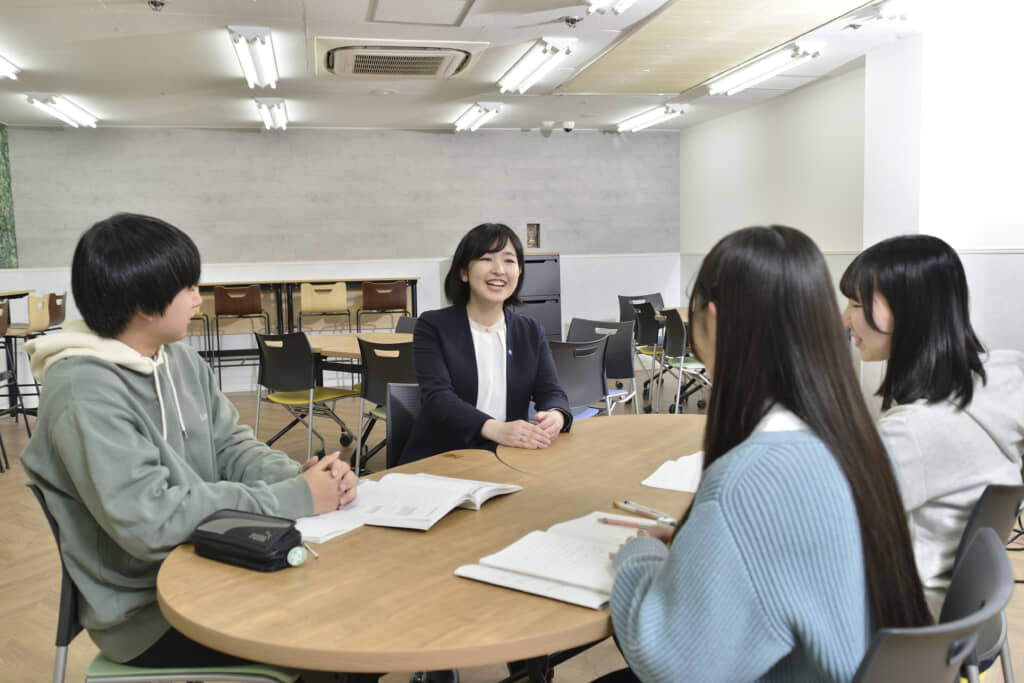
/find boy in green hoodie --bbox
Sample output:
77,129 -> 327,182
22,213 -> 358,667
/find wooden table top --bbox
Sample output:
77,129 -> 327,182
0,289 -> 34,299
200,277 -> 420,287
157,414 -> 704,673
308,332 -> 413,359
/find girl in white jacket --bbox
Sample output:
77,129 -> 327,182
841,234 -> 1024,618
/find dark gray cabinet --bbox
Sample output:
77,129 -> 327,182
513,253 -> 561,341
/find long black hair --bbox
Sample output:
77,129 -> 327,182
840,234 -> 985,410
686,225 -> 930,629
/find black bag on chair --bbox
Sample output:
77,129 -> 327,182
191,509 -> 306,572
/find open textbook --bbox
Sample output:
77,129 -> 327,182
455,511 -> 648,610
296,473 -> 522,541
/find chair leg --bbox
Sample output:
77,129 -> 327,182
354,397 -> 364,471
0,431 -> 7,472
254,387 -> 262,438
306,389 -> 315,462
53,643 -> 68,683
1001,638 -> 1015,683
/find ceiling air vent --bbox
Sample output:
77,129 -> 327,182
325,46 -> 471,79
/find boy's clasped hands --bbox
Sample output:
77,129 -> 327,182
300,451 -> 358,513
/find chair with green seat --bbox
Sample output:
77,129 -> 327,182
660,308 -> 710,413
630,301 -> 666,412
354,338 -> 416,474
27,483 -> 299,683
254,332 -> 357,462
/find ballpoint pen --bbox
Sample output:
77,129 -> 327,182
598,517 -> 658,529
613,500 -> 678,526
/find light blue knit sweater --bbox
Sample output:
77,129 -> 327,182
611,429 -> 872,682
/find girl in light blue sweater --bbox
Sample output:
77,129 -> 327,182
604,226 -> 932,683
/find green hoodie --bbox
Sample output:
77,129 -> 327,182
21,320 -> 314,662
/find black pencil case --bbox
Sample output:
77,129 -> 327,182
191,509 -> 305,572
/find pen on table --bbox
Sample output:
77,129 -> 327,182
612,500 -> 678,526
302,542 -> 319,559
598,517 -> 659,529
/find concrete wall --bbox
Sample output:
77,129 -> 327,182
7,128 -> 680,267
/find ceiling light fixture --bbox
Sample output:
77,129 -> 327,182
254,98 -> 288,130
454,102 -> 502,132
616,103 -> 687,132
227,25 -> 279,89
587,0 -> 638,15
26,93 -> 97,128
0,54 -> 19,80
707,42 -> 824,96
498,37 -> 576,94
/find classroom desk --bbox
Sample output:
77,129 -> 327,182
1,289 -> 36,414
157,414 -> 703,676
307,332 -> 414,360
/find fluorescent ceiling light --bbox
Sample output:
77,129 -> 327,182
498,37 -> 575,94
227,25 -> 279,89
0,54 -> 19,80
708,42 -> 824,96
617,103 -> 687,132
254,98 -> 288,130
454,102 -> 502,132
588,0 -> 638,14
26,93 -> 97,127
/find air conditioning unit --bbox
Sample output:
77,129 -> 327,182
316,38 -> 488,79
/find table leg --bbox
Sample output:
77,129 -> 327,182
410,279 -> 418,316
273,283 -> 286,334
285,282 -> 296,333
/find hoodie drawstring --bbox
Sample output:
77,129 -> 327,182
151,352 -> 188,441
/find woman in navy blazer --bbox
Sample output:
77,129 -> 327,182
400,223 -> 572,465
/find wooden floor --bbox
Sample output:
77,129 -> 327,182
2,383 -> 1021,682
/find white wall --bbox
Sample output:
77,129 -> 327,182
679,64 -> 866,259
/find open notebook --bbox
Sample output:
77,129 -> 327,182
296,473 -> 522,541
455,511 -> 647,609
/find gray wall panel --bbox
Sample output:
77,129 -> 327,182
7,128 -> 679,267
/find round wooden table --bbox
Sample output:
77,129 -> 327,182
157,414 -> 704,673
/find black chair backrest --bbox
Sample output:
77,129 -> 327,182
631,302 -> 662,347
853,528 -> 1013,682
566,318 -> 635,381
385,383 -> 420,469
357,338 -> 416,406
27,484 -> 85,650
662,309 -> 688,358
549,338 -> 608,412
618,293 -> 664,323
254,332 -> 316,393
953,484 -> 1024,567
395,316 -> 418,334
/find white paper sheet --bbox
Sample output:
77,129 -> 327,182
641,451 -> 704,492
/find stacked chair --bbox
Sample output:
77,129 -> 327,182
212,285 -> 270,388
356,281 -> 409,332
296,282 -> 351,332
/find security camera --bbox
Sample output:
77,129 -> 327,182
562,120 -> 575,132
147,0 -> 167,11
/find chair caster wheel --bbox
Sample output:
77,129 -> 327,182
643,405 -> 653,414
697,400 -> 707,410
340,434 -> 353,447
668,405 -> 676,414
615,381 -> 623,389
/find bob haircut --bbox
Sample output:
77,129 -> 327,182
839,234 -> 985,410
72,213 -> 201,338
444,223 -> 525,307
686,225 -> 930,629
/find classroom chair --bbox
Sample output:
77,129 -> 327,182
548,337 -> 608,419
659,308 -> 710,414
566,318 -> 638,415
254,332 -> 357,461
45,291 -> 67,331
356,281 -> 409,332
394,315 -> 418,334
296,282 -> 351,333
0,300 -> 14,471
354,338 -> 415,473
385,382 -> 420,469
4,293 -> 51,430
946,484 -> 1024,682
213,285 -> 270,388
27,483 -> 299,683
852,528 -> 1013,683
188,304 -> 213,362
617,293 -> 664,324
630,302 -> 665,412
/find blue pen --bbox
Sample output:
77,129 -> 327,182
613,500 -> 678,526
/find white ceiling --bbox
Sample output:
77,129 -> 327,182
0,0 -> 921,132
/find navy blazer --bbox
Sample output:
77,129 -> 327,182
400,305 -> 572,464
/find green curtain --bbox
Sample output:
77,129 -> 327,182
0,124 -> 17,268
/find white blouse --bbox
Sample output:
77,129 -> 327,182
468,317 -> 508,421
